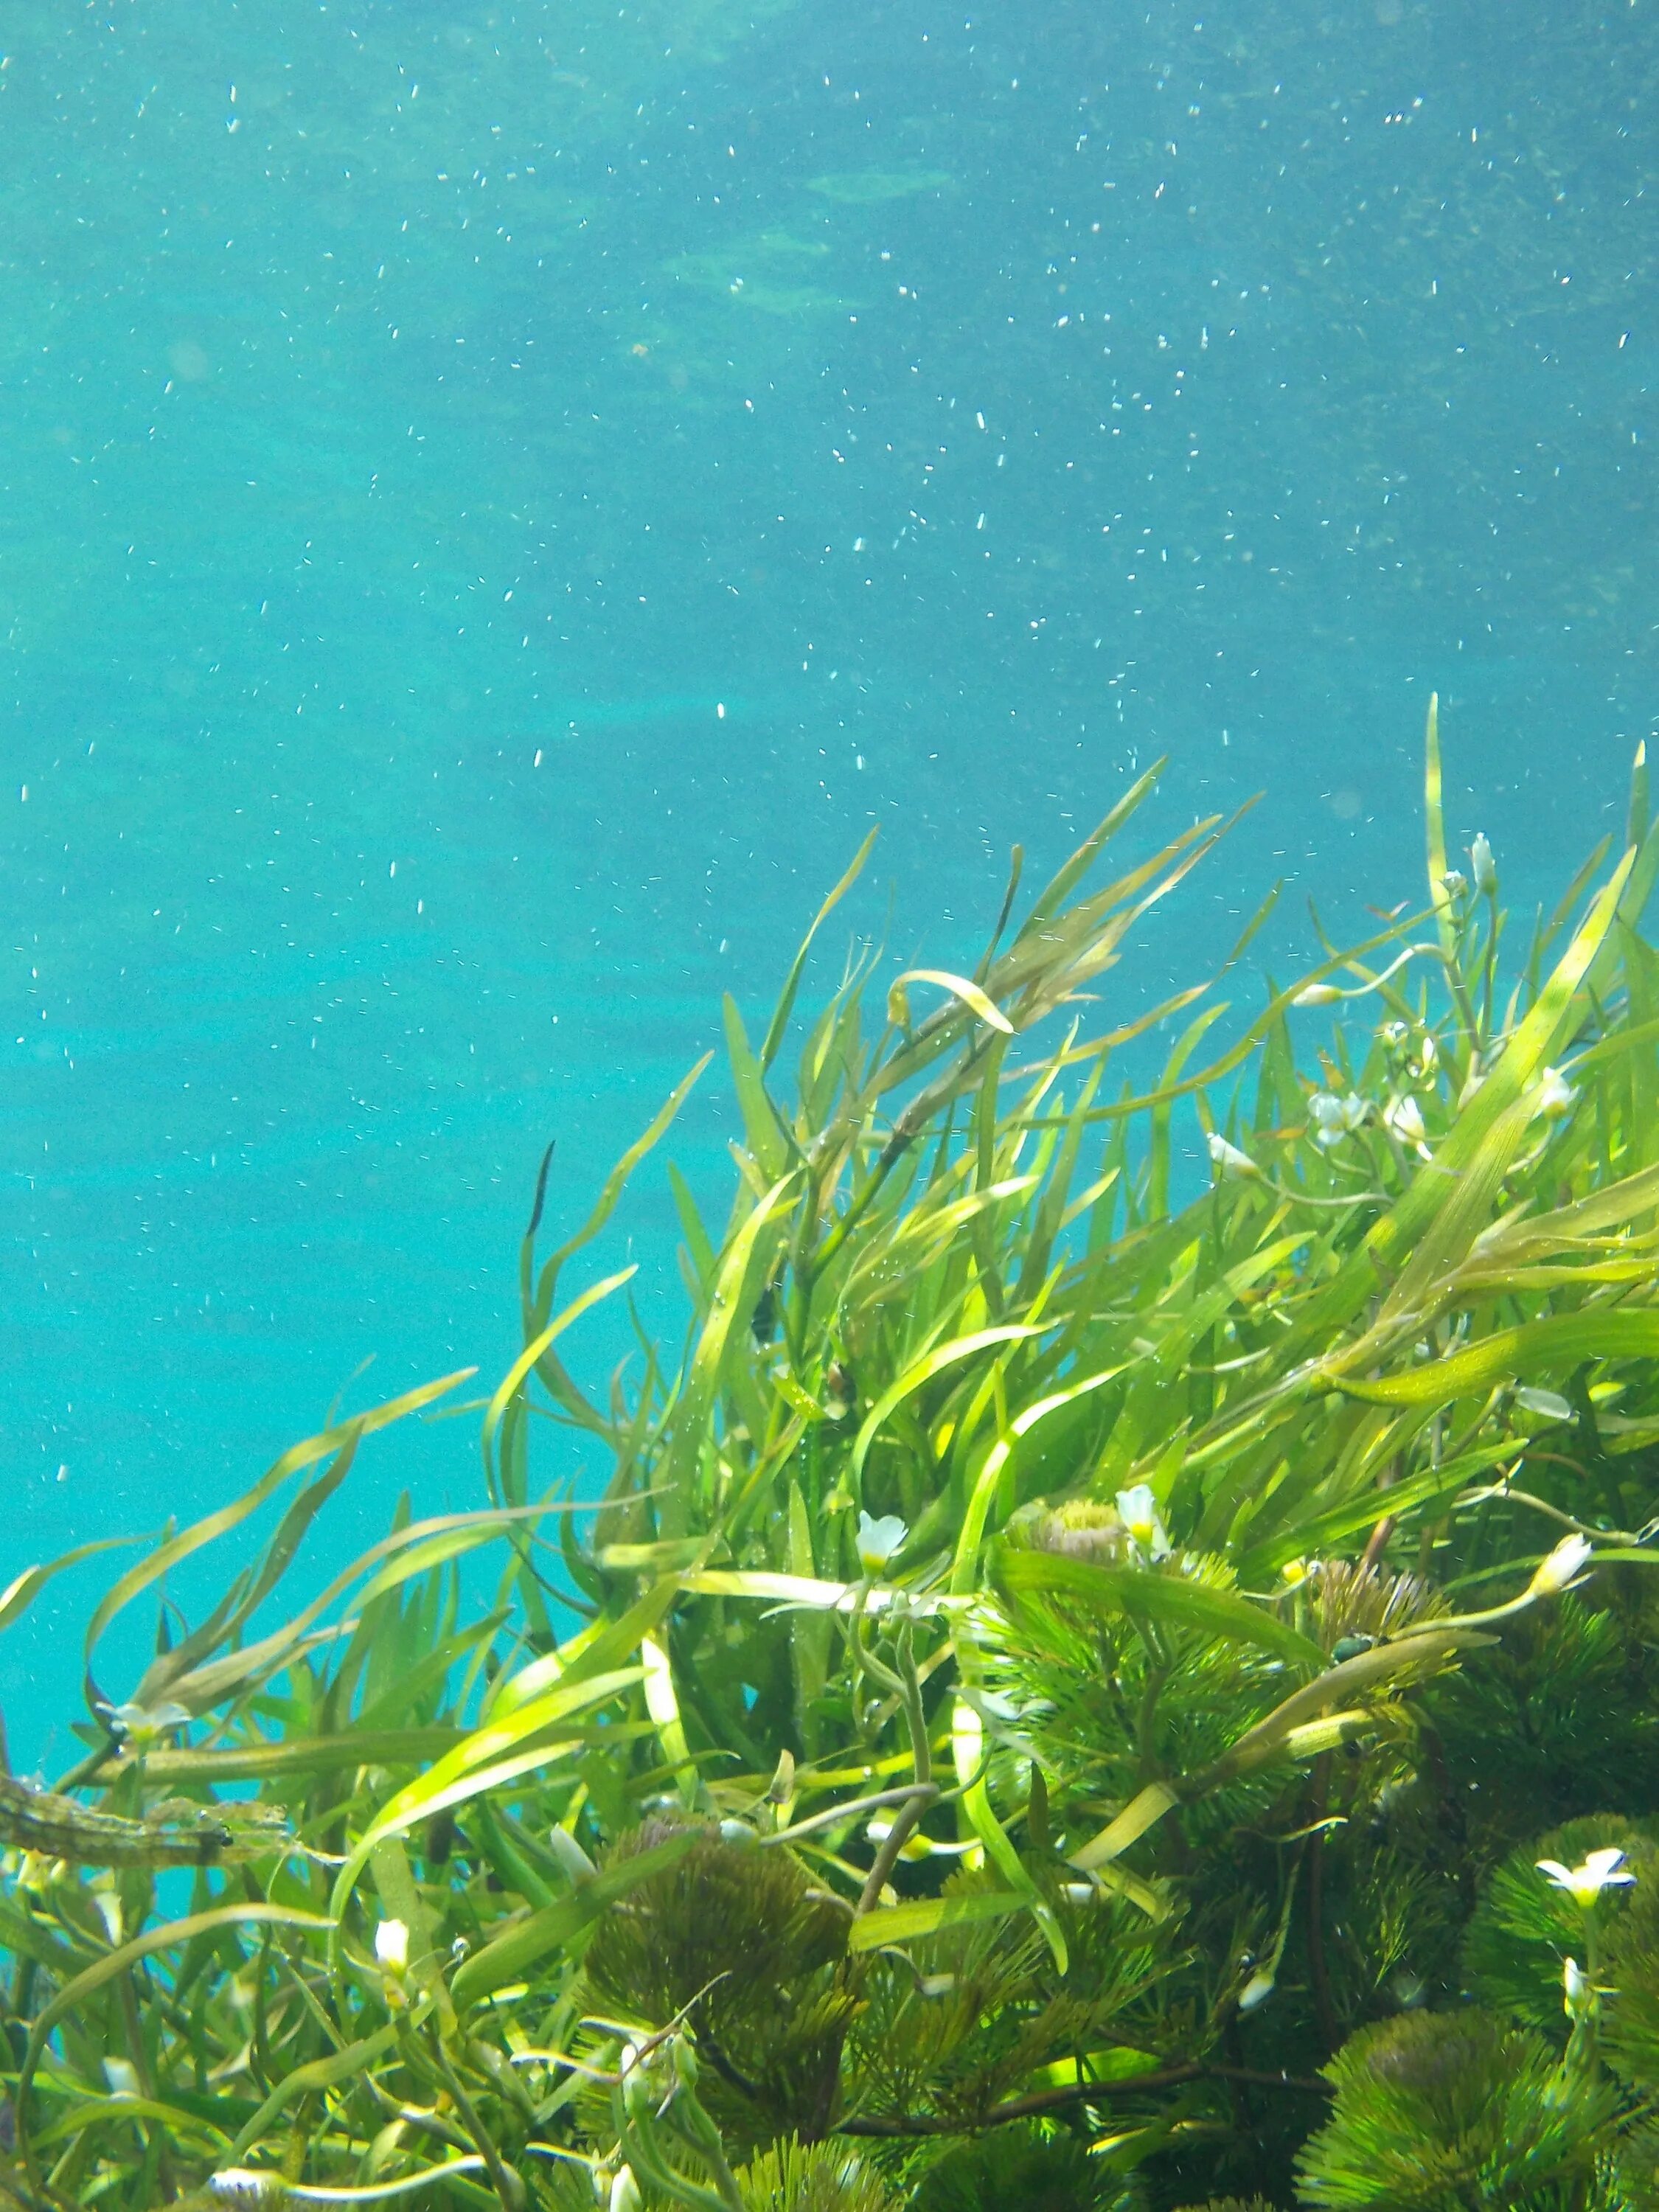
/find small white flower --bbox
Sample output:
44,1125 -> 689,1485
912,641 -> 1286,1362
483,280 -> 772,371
1115,1484 -> 1172,1562
107,1699 -> 192,1756
1470,832 -> 1497,895
1207,1131 -> 1258,1180
1383,1092 -> 1430,1155
373,1918 -> 409,1976
1536,1846 -> 1636,1911
1441,869 -> 1469,900
1308,1091 -> 1367,1149
1534,1066 -> 1578,1121
1527,1532 -> 1594,1599
546,1825 -> 597,1885
856,1511 -> 908,1575
1563,1956 -> 1593,2018
102,2056 -> 140,2098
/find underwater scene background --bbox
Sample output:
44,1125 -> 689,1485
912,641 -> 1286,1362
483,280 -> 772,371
1,0 -> 1652,1723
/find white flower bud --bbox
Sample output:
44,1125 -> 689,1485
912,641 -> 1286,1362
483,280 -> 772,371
620,2043 -> 654,2121
373,1919 -> 409,1977
1470,832 -> 1497,895
1534,1066 -> 1577,1121
1384,1093 -> 1427,1150
1527,1533 -> 1593,1599
546,1825 -> 597,1885
1207,1131 -> 1257,1180
610,2166 -> 643,2212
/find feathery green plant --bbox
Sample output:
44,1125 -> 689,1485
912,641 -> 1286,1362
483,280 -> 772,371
3,700 -> 1659,2210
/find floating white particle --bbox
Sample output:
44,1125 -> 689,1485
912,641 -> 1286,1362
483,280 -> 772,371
716,701 -> 726,719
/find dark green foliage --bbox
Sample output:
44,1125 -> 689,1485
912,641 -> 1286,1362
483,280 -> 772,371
1596,1840 -> 1659,2097
1427,1599 -> 1659,1853
582,1820 -> 853,2148
1170,2201 -> 1281,2212
843,1868 -> 1164,2137
908,2124 -> 1127,2212
1295,2011 -> 1615,2211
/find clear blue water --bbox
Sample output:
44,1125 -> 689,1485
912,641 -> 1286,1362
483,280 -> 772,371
1,0 -> 1652,1723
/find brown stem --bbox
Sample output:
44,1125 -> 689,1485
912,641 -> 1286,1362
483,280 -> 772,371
854,1786 -> 939,1917
1359,1514 -> 1397,1573
1360,1450 -> 1402,1573
698,2029 -> 762,2102
835,2061 -> 1329,2137
1305,1756 -> 1338,2053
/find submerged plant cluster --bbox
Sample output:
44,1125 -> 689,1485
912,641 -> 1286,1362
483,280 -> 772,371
7,702 -> 1659,2210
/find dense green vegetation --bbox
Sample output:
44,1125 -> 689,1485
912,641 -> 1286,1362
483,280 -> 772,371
6,700 -> 1659,2210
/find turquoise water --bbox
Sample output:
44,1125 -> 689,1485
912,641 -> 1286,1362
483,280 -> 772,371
1,0 -> 1652,1716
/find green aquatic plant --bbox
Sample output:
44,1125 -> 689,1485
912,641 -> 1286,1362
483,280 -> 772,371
4,700 -> 1659,2208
